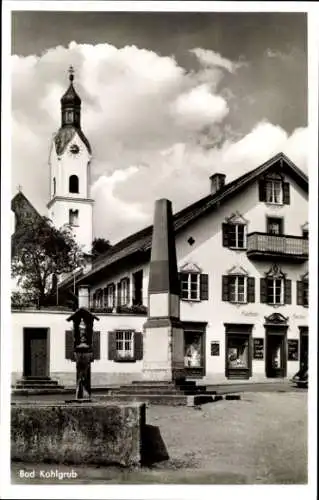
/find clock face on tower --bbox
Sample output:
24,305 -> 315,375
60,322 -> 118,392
69,143 -> 80,156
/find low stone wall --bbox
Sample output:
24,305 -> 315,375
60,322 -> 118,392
11,402 -> 146,467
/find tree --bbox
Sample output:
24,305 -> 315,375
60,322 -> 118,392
11,212 -> 83,307
91,237 -> 111,259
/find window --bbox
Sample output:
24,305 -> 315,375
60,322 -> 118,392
69,209 -> 79,226
115,330 -> 134,359
65,110 -> 74,124
222,269 -> 255,303
260,264 -> 291,305
229,276 -> 247,303
108,330 -> 143,362
53,177 -> 56,195
180,272 -> 200,301
69,175 -> 79,193
297,274 -> 308,307
267,278 -> 284,305
222,213 -> 248,249
104,284 -> 115,309
267,217 -> 283,235
118,278 -> 130,306
133,270 -> 143,306
259,175 -> 290,205
266,179 -> 283,204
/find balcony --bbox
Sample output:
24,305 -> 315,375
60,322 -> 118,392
247,232 -> 308,262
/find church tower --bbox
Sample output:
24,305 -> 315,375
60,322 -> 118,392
47,67 -> 93,255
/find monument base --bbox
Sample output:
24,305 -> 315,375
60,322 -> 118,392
142,321 -> 185,383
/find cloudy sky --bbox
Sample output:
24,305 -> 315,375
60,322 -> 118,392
11,11 -> 308,244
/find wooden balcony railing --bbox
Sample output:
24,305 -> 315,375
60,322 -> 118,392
247,232 -> 308,260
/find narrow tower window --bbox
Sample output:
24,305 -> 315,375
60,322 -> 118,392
53,177 -> 56,195
69,209 -> 79,226
69,175 -> 79,193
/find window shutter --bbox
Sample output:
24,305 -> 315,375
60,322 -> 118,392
200,274 -> 209,300
259,180 -> 266,201
108,331 -> 116,360
247,277 -> 255,303
222,275 -> 229,301
65,330 -> 74,361
222,223 -> 230,247
284,279 -> 292,304
117,282 -> 121,306
296,281 -> 304,306
93,331 -> 100,360
260,278 -> 267,303
178,272 -> 182,297
283,182 -> 290,205
134,331 -> 143,361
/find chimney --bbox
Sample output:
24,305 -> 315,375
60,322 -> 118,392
210,173 -> 226,194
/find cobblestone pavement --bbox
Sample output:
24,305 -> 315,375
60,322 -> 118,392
11,391 -> 308,484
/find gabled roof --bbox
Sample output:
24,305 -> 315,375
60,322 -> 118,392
11,191 -> 41,219
65,152 -> 308,287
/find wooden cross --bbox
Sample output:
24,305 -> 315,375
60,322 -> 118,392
17,184 -> 22,192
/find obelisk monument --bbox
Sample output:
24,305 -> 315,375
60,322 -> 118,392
143,199 -> 185,382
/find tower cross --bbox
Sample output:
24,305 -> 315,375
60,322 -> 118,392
68,65 -> 75,82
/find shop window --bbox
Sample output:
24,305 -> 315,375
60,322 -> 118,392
259,174 -> 290,205
260,264 -> 291,305
227,336 -> 249,370
225,324 -> 253,380
69,175 -> 79,194
184,331 -> 202,368
69,209 -> 79,226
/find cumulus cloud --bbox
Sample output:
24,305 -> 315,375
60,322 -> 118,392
11,41 -> 307,243
191,48 -> 246,73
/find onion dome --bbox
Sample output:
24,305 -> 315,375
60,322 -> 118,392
61,66 -> 81,107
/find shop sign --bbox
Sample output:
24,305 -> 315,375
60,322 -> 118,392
288,339 -> 299,361
253,338 -> 264,359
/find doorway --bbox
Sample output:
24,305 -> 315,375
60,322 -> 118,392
23,328 -> 49,378
266,332 -> 286,378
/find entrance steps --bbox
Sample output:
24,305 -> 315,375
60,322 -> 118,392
102,380 -> 219,406
12,377 -> 65,395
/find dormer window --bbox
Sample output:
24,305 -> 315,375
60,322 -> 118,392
222,213 -> 248,249
259,173 -> 290,205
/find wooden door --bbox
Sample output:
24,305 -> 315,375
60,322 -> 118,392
23,328 -> 49,377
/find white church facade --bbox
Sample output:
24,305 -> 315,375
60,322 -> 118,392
11,71 -> 309,387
